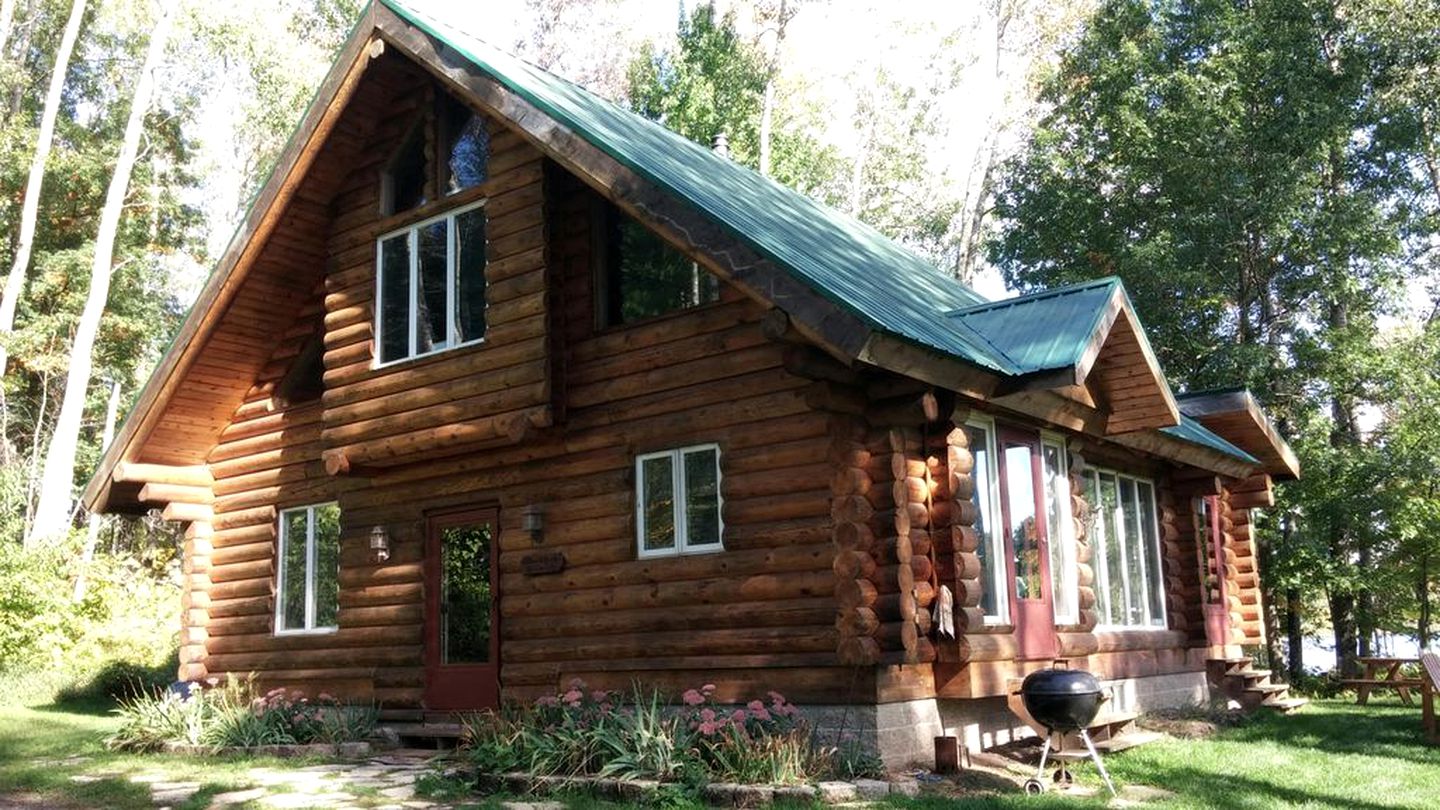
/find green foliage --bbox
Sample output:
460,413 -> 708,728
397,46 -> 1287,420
463,681 -> 844,789
622,4 -> 843,201
107,674 -> 377,752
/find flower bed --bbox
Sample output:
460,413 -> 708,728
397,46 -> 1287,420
462,680 -> 885,802
107,674 -> 379,754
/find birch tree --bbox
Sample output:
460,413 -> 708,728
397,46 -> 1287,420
0,0 -> 87,383
72,379 -> 117,600
28,0 -> 175,545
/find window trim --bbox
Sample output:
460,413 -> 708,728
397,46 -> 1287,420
634,443 -> 725,560
274,502 -> 341,636
1084,467 -> 1169,631
1040,432 -> 1080,626
965,415 -> 1011,626
373,198 -> 488,369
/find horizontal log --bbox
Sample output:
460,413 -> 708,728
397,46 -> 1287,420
114,461 -> 214,487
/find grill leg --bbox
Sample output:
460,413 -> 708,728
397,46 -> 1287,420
1077,729 -> 1117,797
1035,734 -> 1053,781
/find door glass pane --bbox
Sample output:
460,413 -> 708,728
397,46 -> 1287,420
441,523 -> 492,664
379,235 -> 411,363
280,509 -> 309,630
683,448 -> 720,548
455,208 -> 487,343
641,455 -> 676,552
967,426 -> 1002,619
312,504 -> 341,629
1043,443 -> 1076,623
1138,482 -> 1165,625
1004,444 -> 1041,601
1099,473 -> 1124,624
416,220 -> 449,354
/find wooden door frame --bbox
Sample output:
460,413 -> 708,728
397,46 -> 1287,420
423,504 -> 501,711
995,428 -> 1058,660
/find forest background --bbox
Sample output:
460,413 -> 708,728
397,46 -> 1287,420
1,0 -> 1436,704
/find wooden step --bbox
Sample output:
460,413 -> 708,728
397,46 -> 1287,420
1094,730 -> 1164,753
1232,669 -> 1271,681
1244,684 -> 1289,696
1264,696 -> 1307,713
384,722 -> 465,749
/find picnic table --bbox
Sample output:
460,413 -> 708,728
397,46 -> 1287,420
1346,657 -> 1423,706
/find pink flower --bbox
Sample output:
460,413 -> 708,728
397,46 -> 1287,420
699,720 -> 720,736
568,678 -> 585,690
700,708 -> 716,722
732,709 -> 747,723
682,689 -> 705,706
701,683 -> 717,694
536,695 -> 558,707
748,701 -> 772,721
562,688 -> 583,703
768,691 -> 785,703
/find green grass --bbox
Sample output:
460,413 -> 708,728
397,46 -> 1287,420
0,704 -> 332,809
3,698 -> 1438,808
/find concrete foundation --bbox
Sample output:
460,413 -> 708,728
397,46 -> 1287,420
807,670 -> 1209,770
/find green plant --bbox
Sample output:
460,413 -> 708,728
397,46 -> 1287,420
595,687 -> 693,781
824,738 -> 885,780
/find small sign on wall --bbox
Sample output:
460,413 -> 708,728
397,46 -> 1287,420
520,550 -> 566,576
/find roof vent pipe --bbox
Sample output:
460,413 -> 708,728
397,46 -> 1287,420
712,131 -> 730,158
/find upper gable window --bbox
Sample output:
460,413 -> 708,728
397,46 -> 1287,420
376,200 -> 487,365
598,203 -> 719,327
381,93 -> 492,216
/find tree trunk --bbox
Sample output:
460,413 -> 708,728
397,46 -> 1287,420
1329,590 -> 1359,677
1286,587 -> 1304,680
28,0 -> 174,545
1258,526 -> 1285,679
0,0 -> 17,55
72,379 -> 119,601
0,0 -> 87,380
1358,542 -> 1374,657
1419,551 -> 1432,651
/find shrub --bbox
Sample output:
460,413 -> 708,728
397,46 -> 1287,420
54,653 -> 179,707
462,681 -> 843,788
107,673 -> 376,751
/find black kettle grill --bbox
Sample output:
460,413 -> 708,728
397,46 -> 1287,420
1017,667 -> 1117,796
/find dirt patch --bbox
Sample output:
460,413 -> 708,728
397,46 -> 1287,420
0,792 -> 78,809
1138,707 -> 1240,739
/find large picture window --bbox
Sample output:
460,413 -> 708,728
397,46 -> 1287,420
376,201 -> 487,365
636,445 -> 723,558
1082,468 -> 1166,628
276,503 -> 341,634
1041,434 -> 1079,625
965,417 -> 1009,624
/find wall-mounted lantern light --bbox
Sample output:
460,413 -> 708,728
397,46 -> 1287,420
522,504 -> 545,544
369,525 -> 391,562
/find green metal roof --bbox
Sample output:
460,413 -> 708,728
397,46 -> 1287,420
380,0 -> 1020,373
1161,416 -> 1260,465
946,277 -> 1121,375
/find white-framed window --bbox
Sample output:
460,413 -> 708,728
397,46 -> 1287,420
275,502 -> 341,634
965,416 -> 1010,625
1081,468 -> 1167,629
1041,433 -> 1080,625
635,444 -> 723,558
375,199 -> 487,366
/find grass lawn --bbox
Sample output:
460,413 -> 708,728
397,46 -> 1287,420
1,697 -> 1437,808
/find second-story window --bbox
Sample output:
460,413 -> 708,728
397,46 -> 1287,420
376,200 -> 487,365
597,203 -> 719,327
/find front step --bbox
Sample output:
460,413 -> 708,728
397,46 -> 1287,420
382,722 -> 465,750
1207,657 -> 1307,716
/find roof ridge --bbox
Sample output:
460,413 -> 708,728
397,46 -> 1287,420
945,276 -> 1120,317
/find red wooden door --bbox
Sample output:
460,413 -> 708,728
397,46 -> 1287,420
996,430 -> 1058,661
424,508 -> 500,711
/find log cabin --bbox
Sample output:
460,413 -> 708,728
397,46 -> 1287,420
83,0 -> 1302,766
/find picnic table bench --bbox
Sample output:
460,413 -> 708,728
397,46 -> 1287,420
1344,657 -> 1423,705
1423,653 -> 1438,745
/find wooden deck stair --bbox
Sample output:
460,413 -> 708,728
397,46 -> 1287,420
379,709 -> 467,749
1207,657 -> 1308,714
1051,710 -> 1164,760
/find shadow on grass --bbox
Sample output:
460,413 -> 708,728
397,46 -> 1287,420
1219,704 -> 1440,766
31,698 -> 118,717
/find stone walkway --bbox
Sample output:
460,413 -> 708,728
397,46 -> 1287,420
82,750 -> 458,809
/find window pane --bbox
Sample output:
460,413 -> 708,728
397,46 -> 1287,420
1120,479 -> 1146,624
455,208 -> 487,343
385,123 -> 427,214
1004,444 -> 1041,600
416,220 -> 449,354
379,235 -> 411,363
966,426 -> 1001,619
641,455 -> 676,552
613,217 -> 718,323
312,505 -> 341,629
683,448 -> 721,548
1138,482 -> 1165,626
1099,473 -> 1124,625
441,522 -> 492,663
279,510 -> 309,630
445,107 -> 489,194
1043,443 -> 1076,623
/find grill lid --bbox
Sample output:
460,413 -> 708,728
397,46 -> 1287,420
1021,668 -> 1102,696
